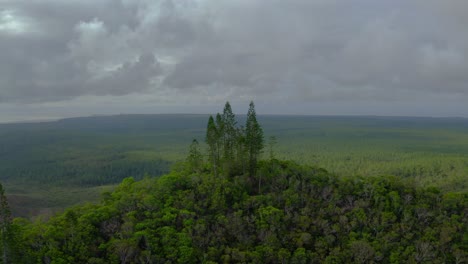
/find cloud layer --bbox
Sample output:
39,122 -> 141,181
0,0 -> 467,118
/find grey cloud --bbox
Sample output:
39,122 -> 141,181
1,0 -> 468,110
165,0 -> 468,102
0,0 -> 171,102
86,53 -> 161,96
0,51 -> 160,102
164,52 -> 265,89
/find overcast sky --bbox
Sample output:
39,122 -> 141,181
1,0 -> 467,122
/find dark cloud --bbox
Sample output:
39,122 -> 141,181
165,0 -> 468,102
0,0 -> 166,102
0,0 -> 467,118
86,53 -> 161,96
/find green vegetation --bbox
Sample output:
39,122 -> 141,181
5,156 -> 467,262
205,101 -> 264,178
267,116 -> 468,193
0,183 -> 12,264
245,101 -> 264,178
1,113 -> 468,218
0,115 -> 205,217
0,103 -> 466,263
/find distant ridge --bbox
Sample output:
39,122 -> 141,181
2,113 -> 467,126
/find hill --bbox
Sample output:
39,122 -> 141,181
7,160 -> 468,263
1,114 -> 468,217
0,103 -> 466,263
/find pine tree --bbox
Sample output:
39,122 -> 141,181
268,136 -> 277,160
235,125 -> 247,175
245,101 -> 264,178
0,183 -> 11,264
215,113 -> 224,172
222,102 -> 237,175
206,116 -> 219,176
187,139 -> 203,173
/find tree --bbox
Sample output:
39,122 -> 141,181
205,101 -> 264,180
215,113 -> 224,158
245,101 -> 264,179
222,102 -> 237,175
187,139 -> 203,173
206,116 -> 219,176
0,183 -> 11,264
235,126 -> 247,175
268,136 -> 277,161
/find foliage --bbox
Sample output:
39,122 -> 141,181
187,139 -> 203,173
205,101 -> 265,178
1,110 -> 466,262
0,183 -> 11,264
222,102 -> 238,171
245,101 -> 264,177
206,115 -> 221,177
1,114 -> 468,218
9,160 -> 467,263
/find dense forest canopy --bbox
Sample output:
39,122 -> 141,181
0,102 -> 465,263
2,114 -> 468,218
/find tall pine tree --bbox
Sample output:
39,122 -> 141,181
235,125 -> 247,175
187,139 -> 203,173
215,113 -> 224,172
206,116 -> 219,176
206,101 -> 264,178
245,101 -> 264,178
222,102 -> 237,175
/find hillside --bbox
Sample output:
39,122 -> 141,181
7,160 -> 467,263
0,103 -> 466,263
1,114 -> 468,217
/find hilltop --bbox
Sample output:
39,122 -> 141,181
0,102 -> 465,263
1,111 -> 468,218
5,159 -> 467,263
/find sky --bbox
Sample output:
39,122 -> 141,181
1,0 -> 467,122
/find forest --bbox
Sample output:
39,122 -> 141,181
1,111 -> 468,218
0,102 -> 465,263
